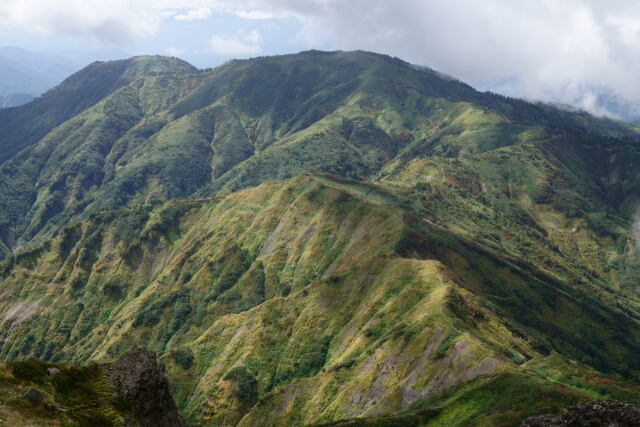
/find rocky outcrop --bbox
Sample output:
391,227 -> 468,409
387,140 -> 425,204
107,347 -> 187,427
521,399 -> 640,426
4,348 -> 186,426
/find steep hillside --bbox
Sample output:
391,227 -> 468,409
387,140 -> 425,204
1,50 -> 638,251
2,50 -> 640,425
0,55 -> 196,164
0,174 -> 640,425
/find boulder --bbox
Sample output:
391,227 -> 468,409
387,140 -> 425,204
521,399 -> 640,426
21,388 -> 45,406
107,347 -> 187,427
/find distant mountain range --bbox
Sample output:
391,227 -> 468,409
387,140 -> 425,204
1,50 -> 640,425
0,92 -> 35,108
0,46 -> 78,108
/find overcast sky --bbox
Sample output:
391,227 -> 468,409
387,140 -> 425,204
1,0 -> 640,117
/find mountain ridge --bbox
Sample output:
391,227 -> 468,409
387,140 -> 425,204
1,49 -> 640,425
2,50 -> 639,250
2,172 -> 640,425
0,55 -> 196,164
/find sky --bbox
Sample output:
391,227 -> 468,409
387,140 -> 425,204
1,0 -> 640,118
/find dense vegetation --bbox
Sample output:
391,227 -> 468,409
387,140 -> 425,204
1,50 -> 640,425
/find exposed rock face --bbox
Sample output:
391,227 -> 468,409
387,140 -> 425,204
107,347 -> 187,427
521,399 -> 640,426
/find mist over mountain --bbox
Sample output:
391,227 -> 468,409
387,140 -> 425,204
592,91 -> 640,124
475,76 -> 640,125
0,46 -> 78,108
1,50 -> 640,426
0,92 -> 34,108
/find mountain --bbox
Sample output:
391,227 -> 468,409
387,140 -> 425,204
0,55 -> 196,165
1,51 -> 637,249
1,50 -> 640,425
0,47 -> 77,108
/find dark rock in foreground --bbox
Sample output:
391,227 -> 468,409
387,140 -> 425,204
21,387 -> 46,405
521,399 -> 640,426
8,347 -> 187,425
108,347 -> 187,427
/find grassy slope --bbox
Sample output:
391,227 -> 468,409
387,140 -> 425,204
2,51 -> 640,425
1,50 -> 639,251
0,358 -> 135,426
0,56 -> 196,163
0,174 -> 640,425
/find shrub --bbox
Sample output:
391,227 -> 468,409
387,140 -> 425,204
101,282 -> 123,298
446,290 -> 485,322
133,290 -> 190,327
223,366 -> 258,406
364,321 -> 386,340
69,274 -> 87,291
0,255 -> 14,278
9,360 -> 48,382
170,347 -> 194,370
271,336 -> 332,388
433,329 -> 458,360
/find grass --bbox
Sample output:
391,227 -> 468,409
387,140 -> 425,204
3,359 -> 133,425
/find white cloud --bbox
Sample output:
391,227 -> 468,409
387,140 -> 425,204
165,47 -> 186,56
174,7 -> 212,21
209,29 -> 262,56
229,0 -> 640,118
231,9 -> 281,20
4,0 -> 640,117
0,0 -> 162,43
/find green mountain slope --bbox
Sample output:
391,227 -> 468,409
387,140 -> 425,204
0,55 -> 195,164
1,50 -> 638,250
2,50 -> 640,425
0,173 -> 640,425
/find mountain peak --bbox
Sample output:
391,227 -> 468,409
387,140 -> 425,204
123,55 -> 196,76
0,54 -> 196,163
82,54 -> 196,81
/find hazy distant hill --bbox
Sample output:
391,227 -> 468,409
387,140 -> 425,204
2,51 -> 640,426
0,92 -> 34,108
0,46 -> 77,107
594,90 -> 640,123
